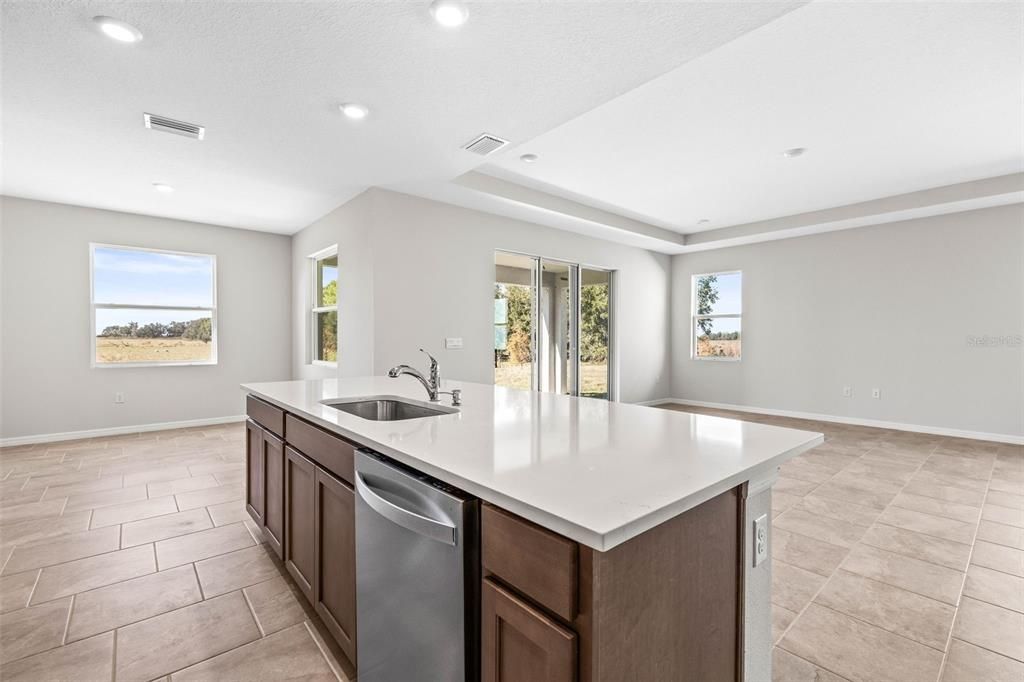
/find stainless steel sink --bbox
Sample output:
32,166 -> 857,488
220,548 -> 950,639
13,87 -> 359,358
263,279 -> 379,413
321,396 -> 458,421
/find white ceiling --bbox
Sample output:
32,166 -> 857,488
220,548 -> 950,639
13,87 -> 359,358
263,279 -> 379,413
0,1 -> 803,233
482,0 -> 1024,234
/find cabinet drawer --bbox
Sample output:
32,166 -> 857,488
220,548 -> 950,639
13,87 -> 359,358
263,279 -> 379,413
482,504 -> 578,622
285,414 -> 356,485
246,395 -> 284,437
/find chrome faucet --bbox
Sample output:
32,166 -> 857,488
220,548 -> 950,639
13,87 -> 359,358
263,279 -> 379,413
388,349 -> 462,406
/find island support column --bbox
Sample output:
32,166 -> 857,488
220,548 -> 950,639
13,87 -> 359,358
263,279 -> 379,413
742,470 -> 779,682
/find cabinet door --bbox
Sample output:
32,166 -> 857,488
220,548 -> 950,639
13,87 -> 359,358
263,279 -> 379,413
262,431 -> 285,559
284,446 -> 316,602
245,420 -> 264,524
314,467 -> 357,664
482,578 -> 576,682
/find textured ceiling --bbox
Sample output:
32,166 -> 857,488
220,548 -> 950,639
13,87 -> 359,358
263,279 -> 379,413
483,1 -> 1024,233
0,1 -> 803,233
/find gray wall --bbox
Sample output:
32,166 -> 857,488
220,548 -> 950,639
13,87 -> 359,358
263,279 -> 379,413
671,204 -> 1024,438
0,197 -> 292,440
290,189 -> 673,404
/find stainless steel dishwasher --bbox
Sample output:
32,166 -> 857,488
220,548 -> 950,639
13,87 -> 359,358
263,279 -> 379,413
354,450 -> 479,682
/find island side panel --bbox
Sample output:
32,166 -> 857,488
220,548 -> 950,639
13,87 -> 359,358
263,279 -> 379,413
742,479 -> 774,682
580,486 -> 742,682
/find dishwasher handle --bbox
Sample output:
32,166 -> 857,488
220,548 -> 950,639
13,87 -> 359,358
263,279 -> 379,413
355,472 -> 457,546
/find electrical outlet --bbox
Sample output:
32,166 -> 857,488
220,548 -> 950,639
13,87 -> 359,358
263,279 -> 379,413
444,337 -> 463,350
872,388 -> 881,399
114,392 -> 125,404
842,385 -> 852,397
753,514 -> 768,567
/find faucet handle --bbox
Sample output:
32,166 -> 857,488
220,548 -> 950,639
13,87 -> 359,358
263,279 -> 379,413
418,348 -> 438,367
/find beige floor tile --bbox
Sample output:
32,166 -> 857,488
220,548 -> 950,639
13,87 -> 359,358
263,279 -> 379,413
772,528 -> 849,577
779,458 -> 837,484
0,490 -> 46,511
876,506 -> 976,544
0,631 -> 114,682
2,526 -> 120,575
890,492 -> 981,524
63,484 -> 148,513
121,507 -> 213,548
39,476 -> 123,501
952,597 -> 1024,662
963,564 -> 1024,614
984,504 -> 1024,529
912,469 -> 990,493
121,466 -> 192,488
195,544 -> 282,598
840,544 -> 964,605
175,484 -> 244,511
794,494 -> 882,527
903,480 -> 987,507
815,570 -> 955,650
972,540 -> 1024,577
169,622 -> 335,681
773,476 -> 819,497
155,521 -> 254,569
115,591 -> 260,681
147,474 -> 219,498
860,524 -> 971,571
89,496 -> 178,529
0,596 -> 71,663
0,511 -> 91,550
771,647 -> 848,682
977,520 -> 1024,550
773,508 -> 867,549
990,478 -> 1024,495
772,559 -> 827,613
780,603 -> 943,682
0,499 -> 66,527
31,545 -> 155,604
0,570 -> 39,614
771,604 -> 798,645
811,478 -> 898,510
206,499 -> 249,526
213,469 -> 246,486
941,638 -> 1024,682
842,459 -> 918,484
67,564 -> 202,642
20,470 -> 99,491
988,490 -> 1024,510
244,575 -> 307,636
186,461 -> 239,477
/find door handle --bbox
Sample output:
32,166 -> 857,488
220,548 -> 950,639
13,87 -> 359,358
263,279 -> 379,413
355,472 -> 457,546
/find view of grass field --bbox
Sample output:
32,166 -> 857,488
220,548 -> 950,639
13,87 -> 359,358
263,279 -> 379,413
494,361 -> 609,397
96,337 -> 212,363
697,337 -> 741,358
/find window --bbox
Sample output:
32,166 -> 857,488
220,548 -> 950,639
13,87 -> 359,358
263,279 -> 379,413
91,244 -> 217,367
311,247 -> 338,364
692,271 -> 741,360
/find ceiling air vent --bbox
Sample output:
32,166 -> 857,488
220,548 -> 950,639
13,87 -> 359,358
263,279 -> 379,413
463,133 -> 508,156
143,113 -> 205,140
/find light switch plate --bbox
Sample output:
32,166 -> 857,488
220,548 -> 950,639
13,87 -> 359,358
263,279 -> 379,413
444,337 -> 463,350
754,514 -> 768,567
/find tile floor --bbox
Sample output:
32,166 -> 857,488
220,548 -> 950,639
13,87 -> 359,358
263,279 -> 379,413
0,424 -> 350,682
661,404 -> 1024,682
1,413 -> 1021,681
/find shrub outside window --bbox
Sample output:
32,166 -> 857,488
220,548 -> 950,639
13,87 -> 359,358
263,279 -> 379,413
312,247 -> 338,365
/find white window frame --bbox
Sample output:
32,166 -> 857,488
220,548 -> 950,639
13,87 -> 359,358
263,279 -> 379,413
691,269 -> 742,362
90,243 -> 218,369
310,245 -> 338,367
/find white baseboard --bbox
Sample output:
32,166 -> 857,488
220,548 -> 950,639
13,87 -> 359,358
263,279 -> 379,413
640,398 -> 1023,445
0,415 -> 247,448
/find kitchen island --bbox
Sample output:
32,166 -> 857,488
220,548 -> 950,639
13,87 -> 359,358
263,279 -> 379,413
241,377 -> 823,682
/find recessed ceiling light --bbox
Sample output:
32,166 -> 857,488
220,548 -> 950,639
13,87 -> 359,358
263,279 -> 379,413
782,147 -> 807,158
152,183 -> 175,193
430,0 -> 469,28
93,16 -> 143,43
520,153 -> 538,163
339,103 -> 369,120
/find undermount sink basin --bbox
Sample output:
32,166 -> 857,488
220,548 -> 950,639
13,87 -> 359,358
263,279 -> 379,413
321,396 -> 458,421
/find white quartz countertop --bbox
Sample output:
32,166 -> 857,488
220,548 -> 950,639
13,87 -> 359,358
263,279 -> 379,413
241,377 -> 823,551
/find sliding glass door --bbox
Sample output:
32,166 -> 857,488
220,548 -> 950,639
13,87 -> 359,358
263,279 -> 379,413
494,252 -> 612,400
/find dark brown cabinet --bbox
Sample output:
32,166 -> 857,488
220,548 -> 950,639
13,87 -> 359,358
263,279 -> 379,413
314,467 -> 358,664
261,431 -> 285,559
482,578 -> 576,682
284,446 -> 316,601
244,419 -> 264,525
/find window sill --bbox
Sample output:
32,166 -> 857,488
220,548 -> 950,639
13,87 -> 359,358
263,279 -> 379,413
691,356 -> 741,363
92,361 -> 218,369
311,361 -> 338,368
